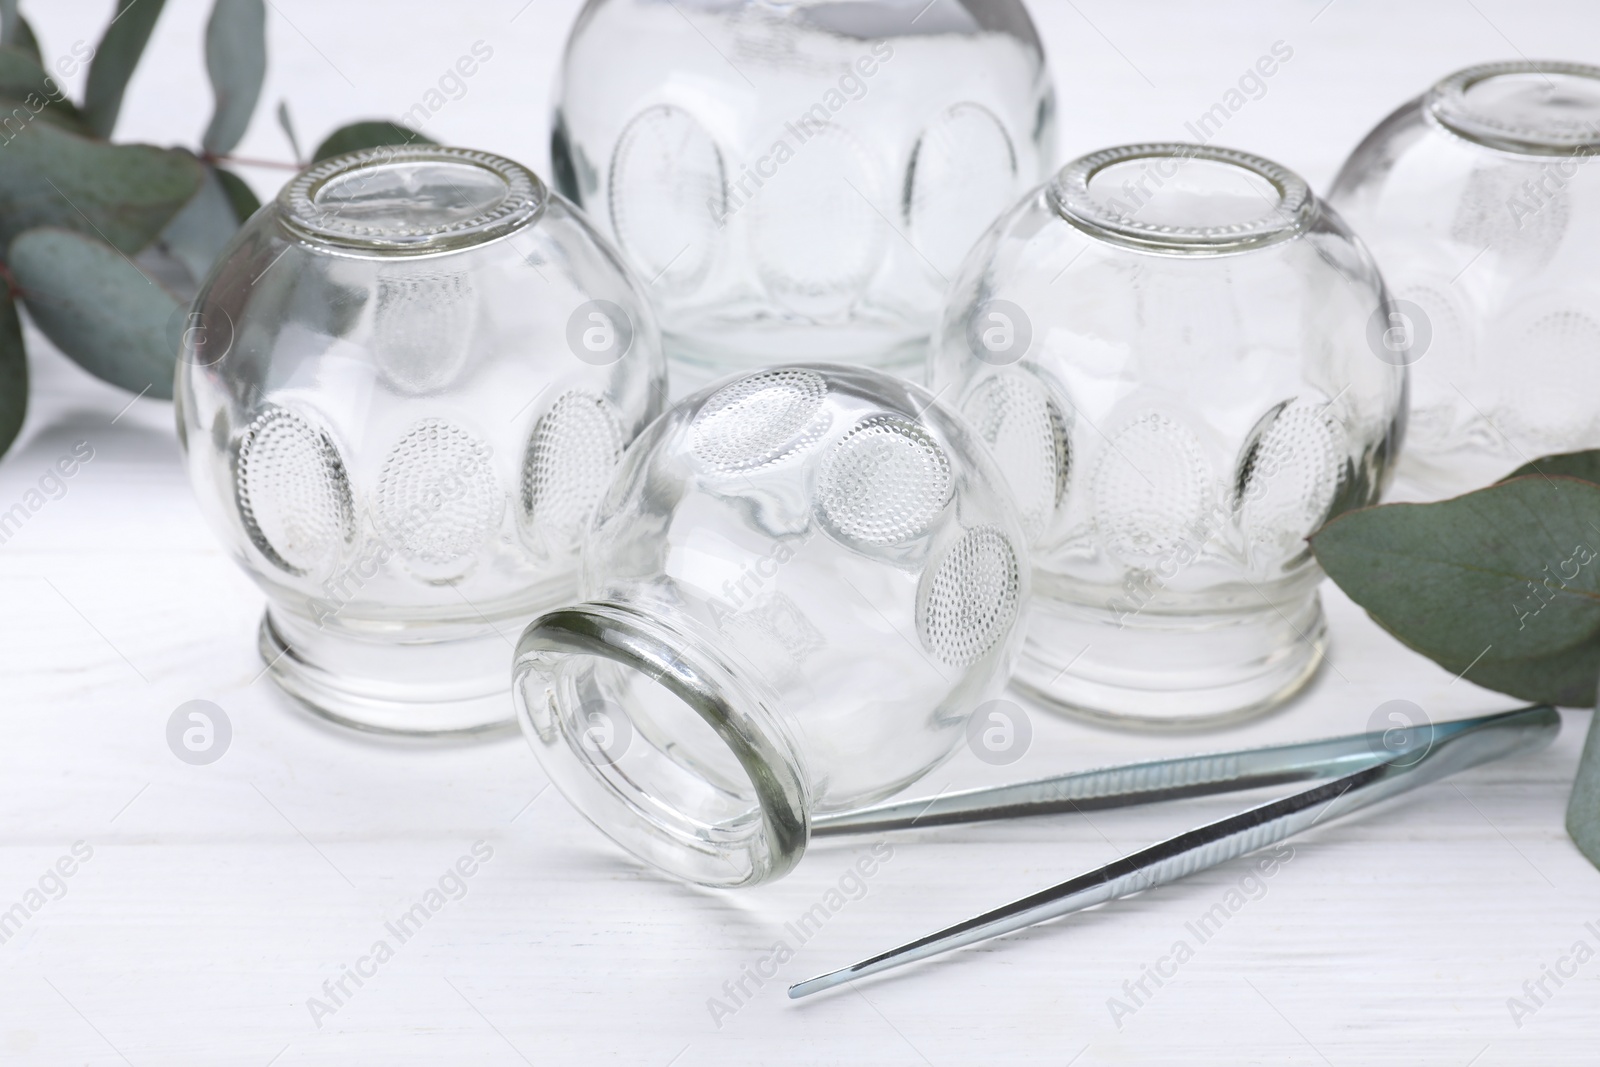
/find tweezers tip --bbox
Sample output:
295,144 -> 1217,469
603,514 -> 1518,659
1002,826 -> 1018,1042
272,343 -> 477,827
787,971 -> 843,999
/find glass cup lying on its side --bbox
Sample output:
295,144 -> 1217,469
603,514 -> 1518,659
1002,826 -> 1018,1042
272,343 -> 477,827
514,365 -> 1029,886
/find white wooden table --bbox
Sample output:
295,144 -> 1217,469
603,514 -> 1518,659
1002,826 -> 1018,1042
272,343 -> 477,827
6,1 -> 1599,1063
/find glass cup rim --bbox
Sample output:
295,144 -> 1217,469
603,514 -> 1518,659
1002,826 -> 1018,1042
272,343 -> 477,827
1048,142 -> 1314,256
277,144 -> 548,254
514,601 -> 811,888
1426,60 -> 1600,156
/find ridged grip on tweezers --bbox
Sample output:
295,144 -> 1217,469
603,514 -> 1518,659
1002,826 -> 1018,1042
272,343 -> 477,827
790,705 -> 1558,998
812,729 -> 1399,835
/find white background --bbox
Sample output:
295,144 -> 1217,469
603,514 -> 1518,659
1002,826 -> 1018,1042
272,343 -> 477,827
4,0 -> 1600,1063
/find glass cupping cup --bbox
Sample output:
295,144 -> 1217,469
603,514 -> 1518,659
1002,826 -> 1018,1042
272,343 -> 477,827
551,0 -> 1056,391
932,143 -> 1406,729
1330,60 -> 1600,498
514,365 -> 1028,886
176,145 -> 665,736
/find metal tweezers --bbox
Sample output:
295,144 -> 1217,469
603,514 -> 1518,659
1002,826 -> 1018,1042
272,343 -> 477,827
788,704 -> 1559,999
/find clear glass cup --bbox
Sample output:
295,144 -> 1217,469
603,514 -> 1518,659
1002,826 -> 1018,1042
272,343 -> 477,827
513,365 -> 1028,886
1329,61 -> 1600,499
551,0 -> 1056,393
176,146 -> 665,737
930,143 -> 1406,729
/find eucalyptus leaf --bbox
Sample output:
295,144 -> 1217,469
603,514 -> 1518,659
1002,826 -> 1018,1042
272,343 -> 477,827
0,119 -> 203,253
0,2 -> 39,64
83,0 -> 169,139
1462,633 -> 1600,708
277,99 -> 302,165
0,0 -> 17,49
213,164 -> 260,223
9,227 -> 181,398
11,17 -> 36,62
0,285 -> 26,459
0,94 -> 89,137
1487,448 -> 1600,870
311,120 -> 433,163
0,0 -> 37,67
142,162 -> 239,294
0,45 -> 86,129
201,0 -> 265,155
1568,709 -> 1600,870
1503,449 -> 1600,486
1311,476 -> 1600,706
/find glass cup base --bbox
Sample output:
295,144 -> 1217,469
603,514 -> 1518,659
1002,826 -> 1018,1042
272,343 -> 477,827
1013,592 -> 1327,730
258,608 -> 518,738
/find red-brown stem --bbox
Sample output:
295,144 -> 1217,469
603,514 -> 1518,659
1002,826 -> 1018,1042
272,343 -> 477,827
200,151 -> 301,172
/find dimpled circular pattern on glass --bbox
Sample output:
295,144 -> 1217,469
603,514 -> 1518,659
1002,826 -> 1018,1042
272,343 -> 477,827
376,419 -> 503,568
919,525 -> 1021,667
1092,411 -> 1212,565
816,414 -> 953,546
372,269 -> 476,393
960,373 -> 1069,542
235,406 -> 355,576
1450,164 -> 1568,267
1399,274 -> 1475,365
608,104 -> 725,295
749,123 -> 888,311
907,103 -> 1020,276
1237,402 -> 1347,564
1387,271 -> 1476,452
1501,303 -> 1600,446
688,369 -> 829,473
521,390 -> 626,544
